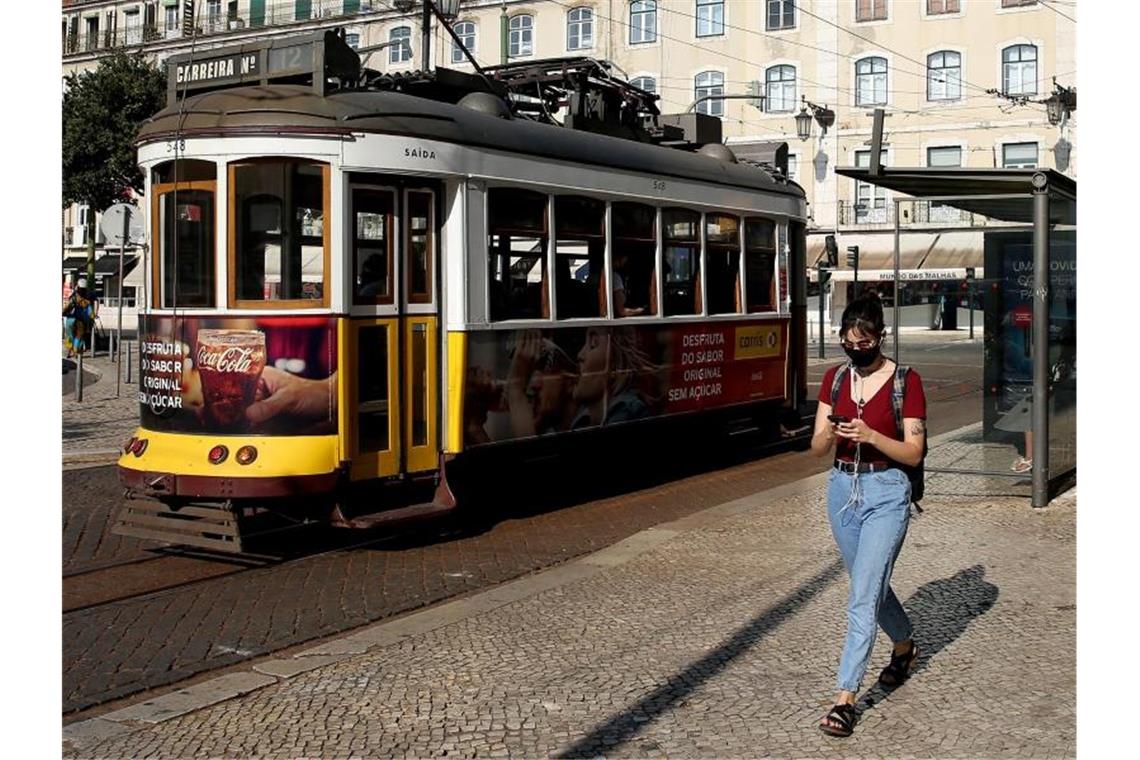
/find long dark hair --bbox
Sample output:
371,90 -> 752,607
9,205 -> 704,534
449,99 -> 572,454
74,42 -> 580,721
840,296 -> 885,340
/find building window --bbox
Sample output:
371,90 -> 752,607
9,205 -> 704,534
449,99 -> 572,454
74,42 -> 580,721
85,16 -> 100,50
1002,142 -> 1038,168
206,0 -> 223,31
629,1 -> 657,44
927,146 -> 962,167
509,14 -> 533,58
927,51 -> 961,101
1002,44 -> 1038,95
695,71 -> 725,116
295,0 -> 312,21
786,155 -> 798,181
390,26 -> 412,64
231,159 -> 329,306
345,32 -> 360,50
124,9 -> 142,45
696,0 -> 725,37
1002,0 -> 1037,7
856,0 -> 888,22
855,56 -> 887,106
567,7 -> 594,51
452,21 -> 476,63
926,0 -> 959,13
854,150 -> 888,222
630,76 -> 656,95
164,5 -> 179,37
765,65 -> 796,113
766,0 -> 795,30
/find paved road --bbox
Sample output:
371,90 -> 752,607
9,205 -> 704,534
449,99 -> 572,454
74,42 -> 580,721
63,466 -> 1075,759
63,332 -> 989,716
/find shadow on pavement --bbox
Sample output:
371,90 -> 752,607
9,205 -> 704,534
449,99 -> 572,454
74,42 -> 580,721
554,559 -> 846,759
854,564 -> 999,718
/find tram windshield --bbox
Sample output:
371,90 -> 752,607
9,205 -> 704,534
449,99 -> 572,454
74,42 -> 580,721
231,159 -> 329,307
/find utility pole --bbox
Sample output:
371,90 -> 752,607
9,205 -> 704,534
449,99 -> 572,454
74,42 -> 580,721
500,2 -> 508,64
421,0 -> 432,71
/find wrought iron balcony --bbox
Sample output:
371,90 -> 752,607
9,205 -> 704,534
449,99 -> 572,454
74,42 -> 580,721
837,200 -> 1020,229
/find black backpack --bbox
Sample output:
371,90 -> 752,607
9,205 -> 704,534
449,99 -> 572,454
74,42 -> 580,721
829,364 -> 927,509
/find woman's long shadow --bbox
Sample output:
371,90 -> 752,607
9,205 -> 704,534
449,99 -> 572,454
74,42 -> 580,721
855,564 -> 999,717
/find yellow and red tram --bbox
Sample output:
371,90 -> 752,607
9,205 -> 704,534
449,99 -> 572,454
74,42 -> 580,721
115,31 -> 809,551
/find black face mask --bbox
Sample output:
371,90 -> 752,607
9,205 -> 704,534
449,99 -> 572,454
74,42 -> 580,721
844,343 -> 881,368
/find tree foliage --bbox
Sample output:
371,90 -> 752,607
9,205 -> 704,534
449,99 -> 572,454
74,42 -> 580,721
62,52 -> 166,211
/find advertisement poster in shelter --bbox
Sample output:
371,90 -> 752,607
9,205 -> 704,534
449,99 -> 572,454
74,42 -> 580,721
137,315 -> 338,435
463,319 -> 788,446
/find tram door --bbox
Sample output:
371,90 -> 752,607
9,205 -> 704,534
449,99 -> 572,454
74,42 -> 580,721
347,181 -> 440,481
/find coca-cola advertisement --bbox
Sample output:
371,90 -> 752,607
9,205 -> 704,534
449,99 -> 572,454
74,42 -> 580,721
137,315 -> 338,435
463,320 -> 788,446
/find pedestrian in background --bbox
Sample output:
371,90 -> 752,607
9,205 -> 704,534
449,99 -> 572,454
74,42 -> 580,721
809,295 -> 927,737
63,277 -> 98,358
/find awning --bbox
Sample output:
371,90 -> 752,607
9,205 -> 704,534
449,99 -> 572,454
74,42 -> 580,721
832,167 -> 1075,225
62,256 -> 88,271
93,254 -> 139,277
808,230 -> 983,271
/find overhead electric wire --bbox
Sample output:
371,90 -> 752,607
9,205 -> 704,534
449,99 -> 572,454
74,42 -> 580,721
1037,1 -> 1078,24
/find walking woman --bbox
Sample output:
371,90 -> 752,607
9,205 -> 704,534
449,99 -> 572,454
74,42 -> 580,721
811,296 -> 927,737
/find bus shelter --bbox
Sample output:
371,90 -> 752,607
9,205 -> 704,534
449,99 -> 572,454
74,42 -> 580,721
833,167 -> 1076,508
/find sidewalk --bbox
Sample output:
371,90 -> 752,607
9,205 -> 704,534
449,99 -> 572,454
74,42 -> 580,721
63,461 -> 1076,758
62,352 -> 139,468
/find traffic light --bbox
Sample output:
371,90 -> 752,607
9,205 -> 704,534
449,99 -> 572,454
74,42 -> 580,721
824,235 -> 838,267
846,245 -> 859,269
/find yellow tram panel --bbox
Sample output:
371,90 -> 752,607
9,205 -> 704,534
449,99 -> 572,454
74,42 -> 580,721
117,430 -> 340,478
446,330 -> 467,455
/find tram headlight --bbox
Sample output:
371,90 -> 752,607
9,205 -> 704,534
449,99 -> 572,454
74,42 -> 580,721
131,438 -> 148,457
236,446 -> 258,466
208,445 -> 229,465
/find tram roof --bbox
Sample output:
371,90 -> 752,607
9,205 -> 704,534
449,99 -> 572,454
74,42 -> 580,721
137,85 -> 804,200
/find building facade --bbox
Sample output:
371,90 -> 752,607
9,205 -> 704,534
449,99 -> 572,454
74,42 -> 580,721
62,0 -> 1077,329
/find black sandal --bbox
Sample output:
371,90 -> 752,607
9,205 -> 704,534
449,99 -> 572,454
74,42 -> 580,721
878,641 -> 920,687
819,703 -> 857,737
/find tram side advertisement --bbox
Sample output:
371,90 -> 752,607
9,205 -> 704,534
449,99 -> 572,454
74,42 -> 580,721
137,316 -> 338,435
464,320 -> 787,445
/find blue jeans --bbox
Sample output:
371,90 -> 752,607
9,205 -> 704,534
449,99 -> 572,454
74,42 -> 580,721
827,467 -> 913,693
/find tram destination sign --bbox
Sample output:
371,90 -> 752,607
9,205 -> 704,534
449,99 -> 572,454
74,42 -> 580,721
174,53 -> 259,88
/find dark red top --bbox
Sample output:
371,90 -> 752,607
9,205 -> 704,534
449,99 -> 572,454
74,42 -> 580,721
819,363 -> 927,465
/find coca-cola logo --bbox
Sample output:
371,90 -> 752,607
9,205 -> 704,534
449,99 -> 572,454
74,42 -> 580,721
197,346 -> 257,373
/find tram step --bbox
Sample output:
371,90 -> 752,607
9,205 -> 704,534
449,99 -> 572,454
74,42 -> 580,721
330,501 -> 455,531
112,498 -> 243,553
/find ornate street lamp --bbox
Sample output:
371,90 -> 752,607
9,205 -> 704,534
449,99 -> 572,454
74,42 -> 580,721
794,96 -> 836,141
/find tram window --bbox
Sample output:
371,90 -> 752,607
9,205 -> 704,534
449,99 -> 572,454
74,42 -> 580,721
612,202 -> 656,317
554,196 -> 606,319
663,208 -> 701,316
488,188 -> 549,321
158,190 -> 215,308
153,159 -> 216,184
231,159 -> 328,306
407,191 -> 433,303
352,188 -> 395,305
745,217 -> 777,313
705,214 -> 741,315
357,325 -> 390,453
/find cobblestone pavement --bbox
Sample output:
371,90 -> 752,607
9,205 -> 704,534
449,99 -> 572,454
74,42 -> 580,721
62,350 -> 139,466
64,474 -> 1075,759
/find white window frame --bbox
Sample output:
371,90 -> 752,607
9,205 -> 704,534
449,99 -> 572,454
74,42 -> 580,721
509,14 -> 534,58
1001,43 -> 1038,96
855,55 -> 889,107
1001,141 -> 1038,168
696,0 -> 725,38
630,74 -> 657,95
451,20 -> 476,64
124,8 -> 142,45
695,70 -> 725,117
764,64 -> 797,113
390,26 -> 412,64
854,149 -> 889,223
927,50 -> 962,102
164,4 -> 179,38
629,1 -> 657,45
567,7 -> 594,51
